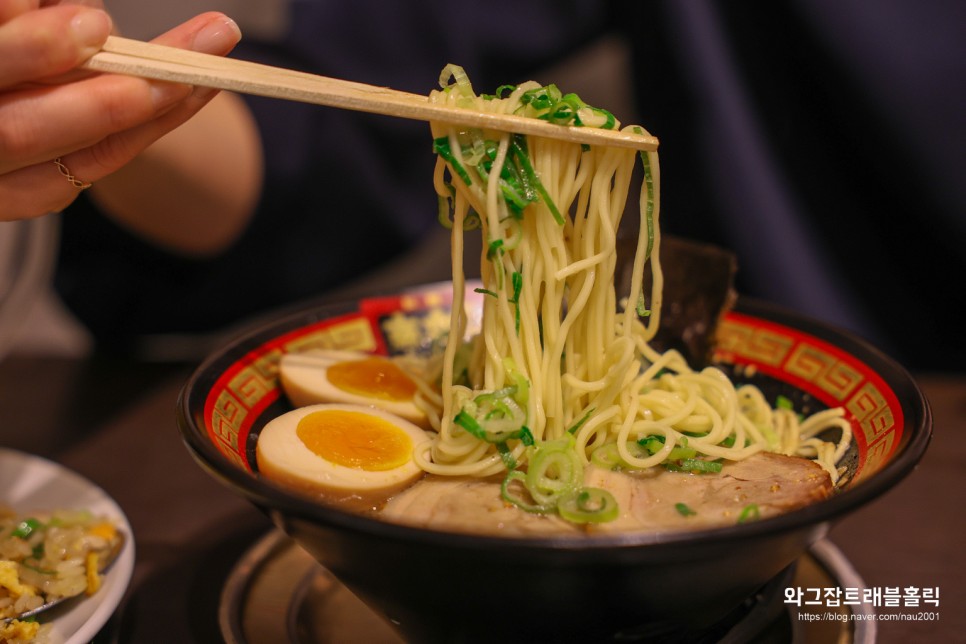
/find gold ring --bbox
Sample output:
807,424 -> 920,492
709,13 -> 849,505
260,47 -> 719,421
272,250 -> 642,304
53,158 -> 92,190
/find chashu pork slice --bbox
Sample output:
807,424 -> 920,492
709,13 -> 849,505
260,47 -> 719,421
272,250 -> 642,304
584,451 -> 833,535
380,452 -> 832,537
381,475 -> 582,537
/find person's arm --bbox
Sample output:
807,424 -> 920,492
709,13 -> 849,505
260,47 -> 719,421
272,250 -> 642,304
87,89 -> 263,256
0,3 -> 262,255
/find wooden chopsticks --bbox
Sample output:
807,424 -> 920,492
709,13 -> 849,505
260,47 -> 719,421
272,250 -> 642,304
83,36 -> 659,151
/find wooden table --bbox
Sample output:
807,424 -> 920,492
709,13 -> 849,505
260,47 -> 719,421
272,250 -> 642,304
1,354 -> 961,643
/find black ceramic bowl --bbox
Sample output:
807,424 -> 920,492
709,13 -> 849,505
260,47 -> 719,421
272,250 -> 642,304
177,284 -> 930,643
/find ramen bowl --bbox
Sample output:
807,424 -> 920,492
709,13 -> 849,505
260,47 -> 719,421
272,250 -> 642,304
177,284 -> 930,643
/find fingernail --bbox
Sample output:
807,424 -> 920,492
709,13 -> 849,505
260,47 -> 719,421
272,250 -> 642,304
192,16 -> 242,54
71,9 -> 113,49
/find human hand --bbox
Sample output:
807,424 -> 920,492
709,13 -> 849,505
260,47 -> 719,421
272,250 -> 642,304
0,2 -> 242,220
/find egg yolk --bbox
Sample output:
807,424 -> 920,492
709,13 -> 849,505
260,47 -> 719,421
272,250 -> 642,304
326,357 -> 417,402
296,409 -> 414,471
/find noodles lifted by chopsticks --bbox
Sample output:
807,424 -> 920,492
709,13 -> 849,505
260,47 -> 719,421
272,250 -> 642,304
412,65 -> 849,524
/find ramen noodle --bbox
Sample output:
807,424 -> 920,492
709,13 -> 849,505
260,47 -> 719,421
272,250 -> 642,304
268,66 -> 851,530
411,66 -> 850,524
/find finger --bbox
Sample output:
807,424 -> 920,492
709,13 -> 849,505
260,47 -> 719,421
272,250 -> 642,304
0,156 -> 91,219
69,84 -> 223,179
25,10 -> 241,88
45,0 -> 105,8
150,10 -> 242,56
0,76 -> 191,174
0,0 -> 39,25
0,83 -> 224,221
32,11 -> 245,195
0,13 -> 240,173
0,5 -> 112,87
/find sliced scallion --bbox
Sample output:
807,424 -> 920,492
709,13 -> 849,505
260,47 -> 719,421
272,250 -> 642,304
675,503 -> 697,517
474,287 -> 499,299
664,458 -> 723,474
433,137 -> 473,185
11,518 -> 42,539
501,470 -> 554,514
738,503 -> 761,523
487,238 -> 505,260
566,407 -> 595,435
509,137 -> 565,225
557,488 -> 619,524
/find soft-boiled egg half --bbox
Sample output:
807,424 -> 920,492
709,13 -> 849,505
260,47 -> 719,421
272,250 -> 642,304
256,403 -> 431,509
279,350 -> 429,428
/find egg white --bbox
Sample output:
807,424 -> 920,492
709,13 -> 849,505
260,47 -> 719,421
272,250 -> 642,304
256,403 -> 431,509
279,349 -> 430,429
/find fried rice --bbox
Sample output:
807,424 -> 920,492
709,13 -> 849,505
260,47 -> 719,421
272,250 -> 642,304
0,507 -> 121,644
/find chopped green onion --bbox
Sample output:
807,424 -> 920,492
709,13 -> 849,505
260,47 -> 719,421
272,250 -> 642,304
11,518 -> 42,539
637,436 -> 695,460
501,470 -> 554,514
453,383 -> 530,444
503,357 -> 530,407
510,270 -> 523,333
589,443 -> 620,469
438,64 -> 476,100
490,84 -> 516,99
432,137 -> 473,185
453,410 -> 486,439
675,503 -> 697,517
588,440 -> 654,470
636,293 -> 651,318
588,443 -> 619,469
738,503 -> 761,523
509,137 -> 565,225
566,407 -> 595,435
525,436 -> 583,507
557,488 -> 619,524
774,395 -> 803,421
520,84 -> 562,113
518,426 -> 535,446
510,271 -> 523,303
649,442 -> 697,462
436,190 -> 481,230
589,107 -> 616,130
464,210 -> 482,230
496,442 -> 517,471
437,194 -> 453,229
665,458 -> 723,474
499,179 -> 530,215
668,446 -> 699,461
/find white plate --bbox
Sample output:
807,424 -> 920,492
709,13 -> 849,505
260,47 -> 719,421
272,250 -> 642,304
0,448 -> 135,644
